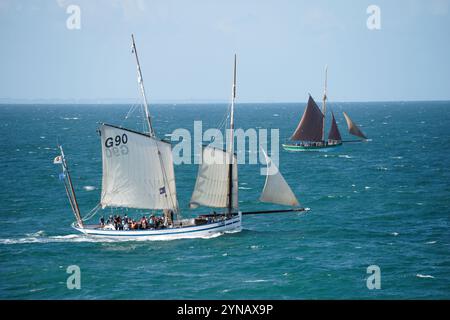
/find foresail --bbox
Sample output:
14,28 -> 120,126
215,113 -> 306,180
343,112 -> 367,139
189,146 -> 238,209
291,95 -> 324,142
100,124 -> 178,210
260,149 -> 300,207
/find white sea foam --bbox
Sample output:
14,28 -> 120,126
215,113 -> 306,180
0,229 -> 235,244
244,279 -> 270,283
391,232 -> 399,236
83,185 -> 96,191
238,186 -> 252,190
338,155 -> 352,159
416,274 -> 434,279
425,241 -> 437,244
62,117 -> 79,120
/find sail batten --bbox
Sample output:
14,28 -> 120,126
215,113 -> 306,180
328,112 -> 342,141
343,112 -> 367,139
260,149 -> 300,207
291,95 -> 324,142
190,147 -> 238,209
100,124 -> 178,210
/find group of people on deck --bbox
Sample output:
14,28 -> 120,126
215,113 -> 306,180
99,213 -> 170,231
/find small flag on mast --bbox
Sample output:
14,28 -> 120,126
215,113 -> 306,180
53,155 -> 62,164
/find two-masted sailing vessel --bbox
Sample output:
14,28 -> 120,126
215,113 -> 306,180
54,35 -> 304,240
282,67 -> 368,152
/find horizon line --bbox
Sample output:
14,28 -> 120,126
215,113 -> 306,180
1,98 -> 450,105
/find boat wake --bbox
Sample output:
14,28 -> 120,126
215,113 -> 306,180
0,233 -> 112,245
0,228 -> 243,244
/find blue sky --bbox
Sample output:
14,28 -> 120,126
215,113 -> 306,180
0,0 -> 449,103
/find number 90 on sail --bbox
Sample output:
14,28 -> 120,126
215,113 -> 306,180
104,134 -> 129,157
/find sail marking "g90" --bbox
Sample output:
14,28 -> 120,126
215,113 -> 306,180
105,134 -> 129,157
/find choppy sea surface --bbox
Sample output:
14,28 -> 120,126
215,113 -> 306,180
0,101 -> 449,299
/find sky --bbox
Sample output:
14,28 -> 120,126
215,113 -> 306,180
0,0 -> 449,103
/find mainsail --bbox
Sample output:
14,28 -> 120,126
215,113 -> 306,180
291,95 -> 324,142
327,112 -> 342,141
190,146 -> 238,209
260,149 -> 300,207
343,112 -> 367,140
100,124 -> 178,211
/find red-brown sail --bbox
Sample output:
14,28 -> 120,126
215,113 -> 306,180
328,112 -> 342,141
291,95 -> 324,142
343,112 -> 367,139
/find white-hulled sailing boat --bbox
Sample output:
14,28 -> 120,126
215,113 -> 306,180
54,35 -> 304,240
282,66 -> 368,152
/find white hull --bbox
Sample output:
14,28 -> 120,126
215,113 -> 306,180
72,213 -> 242,241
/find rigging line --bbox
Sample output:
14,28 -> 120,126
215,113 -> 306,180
82,203 -> 102,221
156,142 -> 178,215
216,103 -> 231,131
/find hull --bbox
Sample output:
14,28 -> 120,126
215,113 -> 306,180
282,142 -> 342,152
72,213 -> 242,241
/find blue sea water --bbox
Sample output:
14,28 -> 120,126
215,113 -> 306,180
0,101 -> 449,299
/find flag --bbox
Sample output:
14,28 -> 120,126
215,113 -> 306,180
59,173 -> 66,181
159,186 -> 166,195
53,155 -> 62,164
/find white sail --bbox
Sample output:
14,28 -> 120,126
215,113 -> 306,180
260,149 -> 300,207
100,124 -> 178,210
189,146 -> 238,209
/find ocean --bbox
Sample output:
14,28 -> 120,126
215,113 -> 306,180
0,101 -> 449,299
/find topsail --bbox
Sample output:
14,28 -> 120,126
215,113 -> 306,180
343,112 -> 367,140
291,95 -> 324,142
100,124 -> 178,211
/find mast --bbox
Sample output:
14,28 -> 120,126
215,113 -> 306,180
227,54 -> 237,214
130,35 -> 178,217
131,34 -> 154,137
322,65 -> 328,143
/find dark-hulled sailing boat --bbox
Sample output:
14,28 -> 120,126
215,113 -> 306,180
282,67 -> 368,152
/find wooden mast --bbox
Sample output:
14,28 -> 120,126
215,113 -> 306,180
322,65 -> 328,143
131,34 -> 154,137
131,34 -> 178,217
227,54 -> 237,215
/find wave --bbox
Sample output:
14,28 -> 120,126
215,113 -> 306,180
416,274 -> 434,279
62,117 -> 80,120
238,187 -> 252,190
244,279 -> 270,283
83,186 -> 96,191
338,155 -> 352,159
